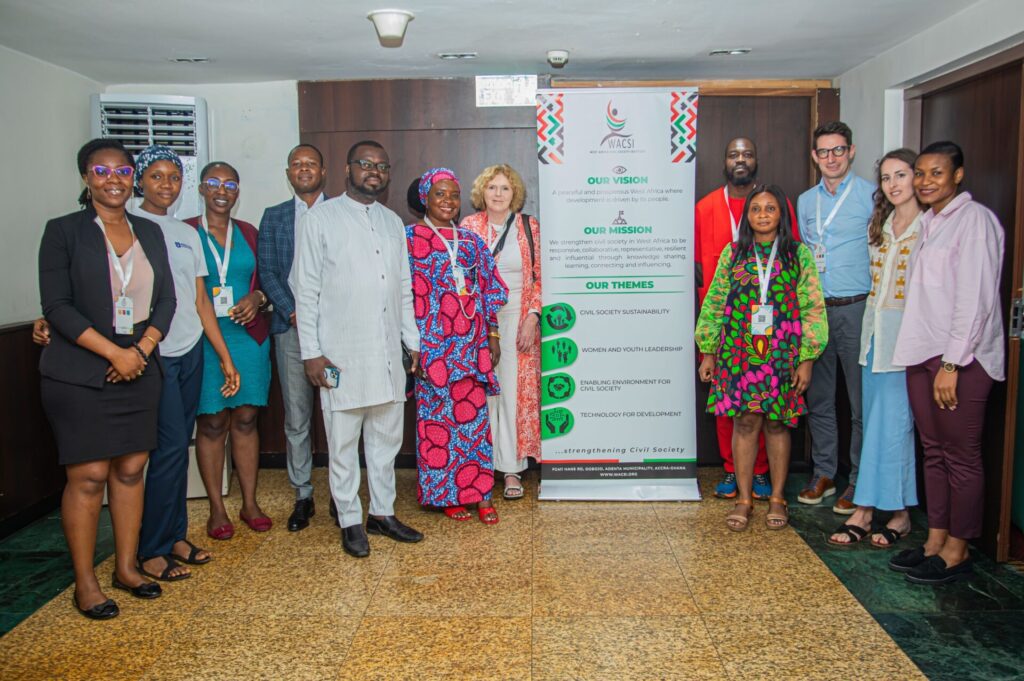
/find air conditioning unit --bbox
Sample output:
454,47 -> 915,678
90,94 -> 209,220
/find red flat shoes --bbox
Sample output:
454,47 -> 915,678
443,506 -> 472,521
239,512 -> 273,532
207,522 -> 235,541
478,505 -> 499,525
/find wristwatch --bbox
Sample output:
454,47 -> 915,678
941,362 -> 959,373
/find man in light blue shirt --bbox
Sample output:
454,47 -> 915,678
795,121 -> 874,515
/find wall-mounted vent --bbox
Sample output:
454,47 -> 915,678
91,94 -> 210,219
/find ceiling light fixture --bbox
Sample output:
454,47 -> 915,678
167,57 -> 210,63
367,9 -> 415,48
708,48 -> 751,56
437,52 -> 478,60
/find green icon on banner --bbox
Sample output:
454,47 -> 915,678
541,337 -> 579,371
541,373 -> 576,406
541,302 -> 576,337
540,407 -> 575,440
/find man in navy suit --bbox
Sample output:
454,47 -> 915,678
257,144 -> 328,531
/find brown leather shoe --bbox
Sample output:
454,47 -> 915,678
832,485 -> 856,514
796,475 -> 836,505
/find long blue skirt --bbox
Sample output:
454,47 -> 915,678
852,340 -> 918,510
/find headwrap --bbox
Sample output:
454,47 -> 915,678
134,145 -> 184,193
418,167 -> 460,204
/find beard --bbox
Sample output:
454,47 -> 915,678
724,164 -> 757,186
351,176 -> 388,198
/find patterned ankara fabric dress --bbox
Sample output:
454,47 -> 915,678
407,222 -> 509,508
695,242 -> 828,427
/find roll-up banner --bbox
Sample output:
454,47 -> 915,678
536,87 -> 700,501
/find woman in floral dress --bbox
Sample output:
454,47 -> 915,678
696,184 -> 827,531
407,168 -> 509,524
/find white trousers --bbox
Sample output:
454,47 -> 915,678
489,289 -> 528,475
322,400 -> 404,528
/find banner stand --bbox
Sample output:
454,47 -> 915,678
536,87 -> 701,501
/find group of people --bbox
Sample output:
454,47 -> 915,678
36,137 -> 542,619
695,122 -> 1005,586
36,119 -> 1006,619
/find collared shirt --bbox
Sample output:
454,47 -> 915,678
293,193 -> 419,410
796,173 -> 874,298
130,206 -> 208,357
293,192 -> 324,239
859,210 -> 921,372
892,192 -> 1005,380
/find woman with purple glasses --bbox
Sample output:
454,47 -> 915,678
37,138 -> 176,618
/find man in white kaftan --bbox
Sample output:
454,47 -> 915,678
293,140 -> 423,557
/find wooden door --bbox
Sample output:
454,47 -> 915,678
917,59 -> 1023,561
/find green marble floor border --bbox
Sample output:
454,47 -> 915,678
0,509 -> 114,636
783,474 -> 1024,681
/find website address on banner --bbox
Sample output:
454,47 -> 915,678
578,411 -> 684,418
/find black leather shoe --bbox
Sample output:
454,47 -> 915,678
330,498 -> 340,527
889,546 -> 928,573
905,555 -> 974,585
341,524 -> 370,558
287,498 -> 316,532
112,575 -> 162,599
73,593 -> 119,620
366,515 -> 424,543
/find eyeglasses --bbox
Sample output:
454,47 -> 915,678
349,159 -> 391,173
202,178 -> 240,192
814,145 -> 850,159
90,165 -> 134,179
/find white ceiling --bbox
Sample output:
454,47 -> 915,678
0,0 -> 978,84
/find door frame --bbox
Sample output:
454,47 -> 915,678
903,49 -> 1024,562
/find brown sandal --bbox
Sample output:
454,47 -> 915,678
766,497 -> 789,530
726,499 -> 753,532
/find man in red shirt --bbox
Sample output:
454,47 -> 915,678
695,138 -> 797,499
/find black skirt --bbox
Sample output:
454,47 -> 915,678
41,362 -> 161,465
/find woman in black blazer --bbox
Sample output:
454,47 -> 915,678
38,139 -> 176,619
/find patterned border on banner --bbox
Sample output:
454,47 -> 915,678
670,91 -> 698,163
537,92 -> 565,165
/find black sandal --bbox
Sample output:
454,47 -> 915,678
170,539 -> 212,565
137,555 -> 191,582
871,527 -> 909,549
827,523 -> 870,546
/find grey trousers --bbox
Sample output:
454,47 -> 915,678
805,299 -> 864,484
274,327 -> 316,500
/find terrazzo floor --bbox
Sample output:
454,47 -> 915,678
0,467 -> 969,680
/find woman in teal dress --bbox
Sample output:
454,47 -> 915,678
186,162 -> 273,540
696,184 -> 827,532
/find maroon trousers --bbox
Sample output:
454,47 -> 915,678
906,357 -> 993,540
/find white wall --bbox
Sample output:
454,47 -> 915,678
0,45 -> 102,325
105,81 -> 300,225
838,0 -> 1024,179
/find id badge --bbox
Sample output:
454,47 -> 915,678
453,268 -> 468,296
751,304 -> 774,336
814,247 -> 827,273
213,285 -> 234,317
114,296 -> 134,335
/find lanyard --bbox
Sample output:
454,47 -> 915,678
199,216 -> 233,288
723,187 -> 740,242
814,180 -> 854,248
95,216 -> 135,297
753,238 -> 779,306
488,212 -> 516,256
424,215 -> 459,273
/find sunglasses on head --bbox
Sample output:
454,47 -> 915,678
90,165 -> 134,179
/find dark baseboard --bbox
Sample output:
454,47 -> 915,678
0,491 -> 62,540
